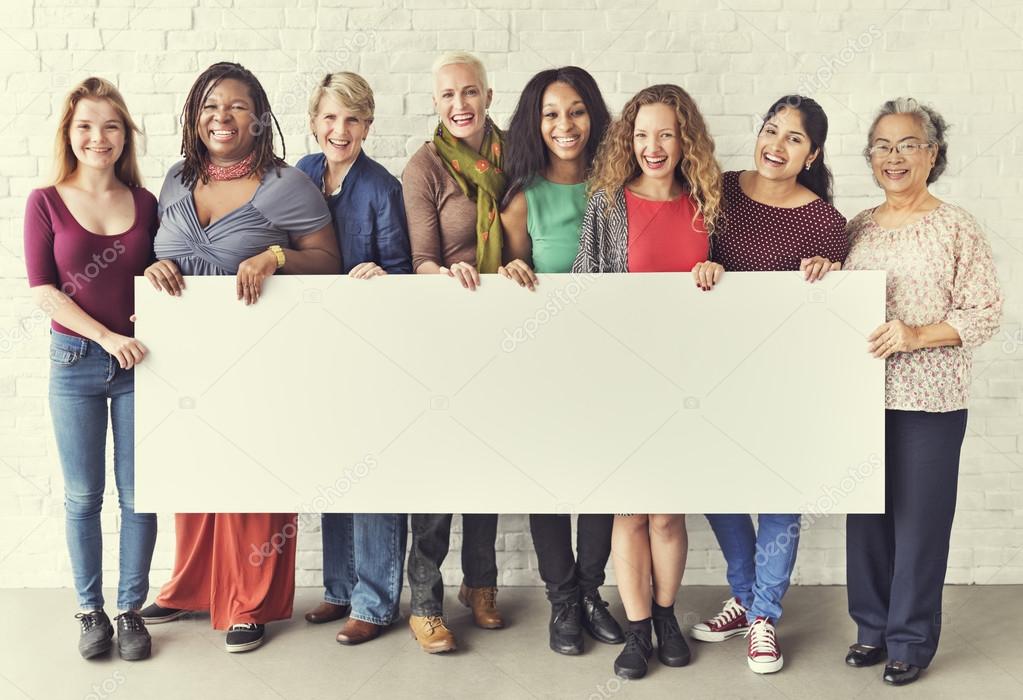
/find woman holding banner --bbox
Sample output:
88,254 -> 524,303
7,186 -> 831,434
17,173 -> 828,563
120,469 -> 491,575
572,84 -> 722,680
295,71 -> 411,646
402,51 -> 507,654
138,62 -> 340,653
689,95 -> 847,675
499,66 -> 624,656
25,77 -> 158,662
843,97 -> 1001,686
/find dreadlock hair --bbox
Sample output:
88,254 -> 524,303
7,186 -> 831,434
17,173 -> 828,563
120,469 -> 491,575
178,62 -> 286,188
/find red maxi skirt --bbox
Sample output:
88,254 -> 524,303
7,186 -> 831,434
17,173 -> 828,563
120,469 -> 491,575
155,513 -> 297,630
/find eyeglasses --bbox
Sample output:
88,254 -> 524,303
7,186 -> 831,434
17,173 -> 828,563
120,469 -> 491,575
868,142 -> 933,158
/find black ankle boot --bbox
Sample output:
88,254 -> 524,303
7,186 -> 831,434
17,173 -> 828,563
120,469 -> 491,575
652,603 -> 691,667
614,619 -> 653,679
548,599 -> 583,655
581,590 -> 625,644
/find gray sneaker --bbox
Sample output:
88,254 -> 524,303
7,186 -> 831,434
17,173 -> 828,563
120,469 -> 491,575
76,610 -> 114,659
115,611 -> 152,661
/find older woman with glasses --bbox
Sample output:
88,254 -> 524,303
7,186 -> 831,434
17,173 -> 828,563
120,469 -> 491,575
842,97 -> 1002,686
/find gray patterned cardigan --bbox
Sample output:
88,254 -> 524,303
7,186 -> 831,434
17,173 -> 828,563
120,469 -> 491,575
571,187 -> 629,273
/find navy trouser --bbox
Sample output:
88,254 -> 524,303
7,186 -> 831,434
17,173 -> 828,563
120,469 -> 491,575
846,409 -> 967,668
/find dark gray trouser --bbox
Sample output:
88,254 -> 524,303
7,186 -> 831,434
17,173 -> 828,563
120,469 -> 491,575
408,513 -> 498,616
846,409 -> 967,669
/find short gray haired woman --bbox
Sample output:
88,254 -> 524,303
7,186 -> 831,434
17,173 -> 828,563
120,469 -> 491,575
842,97 -> 1002,686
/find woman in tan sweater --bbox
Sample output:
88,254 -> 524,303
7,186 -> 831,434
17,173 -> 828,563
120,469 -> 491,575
402,51 -> 508,654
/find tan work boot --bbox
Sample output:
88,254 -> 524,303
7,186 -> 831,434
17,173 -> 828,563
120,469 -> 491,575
409,615 -> 457,654
458,583 -> 505,629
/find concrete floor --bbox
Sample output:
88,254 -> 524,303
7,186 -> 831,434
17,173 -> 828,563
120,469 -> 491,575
0,585 -> 1020,700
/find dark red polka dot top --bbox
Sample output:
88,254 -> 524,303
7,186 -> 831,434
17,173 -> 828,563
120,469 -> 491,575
711,171 -> 849,272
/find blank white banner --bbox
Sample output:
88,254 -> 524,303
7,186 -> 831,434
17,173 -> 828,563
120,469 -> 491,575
134,271 -> 885,514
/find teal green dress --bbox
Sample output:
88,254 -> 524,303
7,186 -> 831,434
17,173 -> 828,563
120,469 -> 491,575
524,177 -> 586,273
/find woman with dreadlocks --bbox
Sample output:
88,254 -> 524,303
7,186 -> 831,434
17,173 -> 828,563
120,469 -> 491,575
139,62 -> 340,653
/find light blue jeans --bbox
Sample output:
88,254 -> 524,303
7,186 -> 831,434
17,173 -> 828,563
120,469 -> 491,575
48,330 -> 157,611
705,513 -> 801,622
321,513 -> 407,625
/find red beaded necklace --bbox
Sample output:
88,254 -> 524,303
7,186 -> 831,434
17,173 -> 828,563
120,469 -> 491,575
205,152 -> 256,181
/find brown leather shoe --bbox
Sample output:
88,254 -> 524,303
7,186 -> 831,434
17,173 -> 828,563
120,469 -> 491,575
304,602 -> 350,624
408,615 -> 457,654
458,583 -> 505,629
336,618 -> 382,645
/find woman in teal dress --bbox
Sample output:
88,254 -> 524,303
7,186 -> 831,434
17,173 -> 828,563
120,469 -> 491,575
498,66 -> 619,656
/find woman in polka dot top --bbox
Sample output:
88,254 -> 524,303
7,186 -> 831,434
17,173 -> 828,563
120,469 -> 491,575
688,96 -> 847,676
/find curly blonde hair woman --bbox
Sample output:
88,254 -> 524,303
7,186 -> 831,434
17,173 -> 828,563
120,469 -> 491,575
587,84 -> 721,227
571,84 -> 721,680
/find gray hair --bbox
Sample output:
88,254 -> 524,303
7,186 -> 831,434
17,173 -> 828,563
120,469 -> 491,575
865,97 -> 949,184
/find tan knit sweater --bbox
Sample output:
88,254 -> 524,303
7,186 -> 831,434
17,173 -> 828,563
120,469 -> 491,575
401,142 -> 478,271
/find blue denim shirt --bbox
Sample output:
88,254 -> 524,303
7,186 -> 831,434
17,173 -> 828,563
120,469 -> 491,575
295,151 -> 413,274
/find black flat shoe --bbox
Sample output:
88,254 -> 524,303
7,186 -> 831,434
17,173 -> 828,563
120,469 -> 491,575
225,623 -> 265,653
883,660 -> 921,685
115,611 -> 152,661
548,600 -> 583,656
581,592 -> 625,644
140,602 -> 188,624
845,643 -> 886,668
653,612 -> 691,667
613,630 -> 652,679
76,610 -> 113,659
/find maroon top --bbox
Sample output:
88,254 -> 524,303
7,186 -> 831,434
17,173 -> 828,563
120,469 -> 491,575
24,186 -> 158,338
711,171 -> 848,272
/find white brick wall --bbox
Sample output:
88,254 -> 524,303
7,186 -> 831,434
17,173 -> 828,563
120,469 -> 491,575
2,0 -> 1022,591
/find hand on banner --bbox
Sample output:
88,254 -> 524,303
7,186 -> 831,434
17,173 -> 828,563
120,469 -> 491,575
498,259 -> 538,291
236,250 -> 278,305
868,319 -> 920,359
144,259 -> 185,296
801,256 -> 841,282
440,261 -> 481,291
349,262 -> 387,279
692,261 -> 725,291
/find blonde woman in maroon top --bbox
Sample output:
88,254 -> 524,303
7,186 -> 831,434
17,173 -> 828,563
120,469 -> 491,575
24,77 -> 157,661
573,84 -> 722,680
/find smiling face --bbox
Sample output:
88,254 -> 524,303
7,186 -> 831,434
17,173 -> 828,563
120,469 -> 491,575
197,78 -> 257,165
433,62 -> 491,144
539,81 -> 591,165
869,113 -> 937,196
632,102 -> 682,182
312,93 -> 370,169
68,98 -> 126,173
754,106 -> 817,183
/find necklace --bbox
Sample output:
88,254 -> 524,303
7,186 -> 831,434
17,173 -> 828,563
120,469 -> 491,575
205,152 -> 255,181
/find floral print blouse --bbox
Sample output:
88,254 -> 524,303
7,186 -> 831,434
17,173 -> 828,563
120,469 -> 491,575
844,202 -> 1002,412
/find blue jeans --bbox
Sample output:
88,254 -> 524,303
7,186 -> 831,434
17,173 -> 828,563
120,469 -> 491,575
48,330 -> 157,611
321,513 -> 407,625
705,513 -> 801,622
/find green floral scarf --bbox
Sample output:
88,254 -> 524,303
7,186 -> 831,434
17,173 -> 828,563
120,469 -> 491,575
433,118 -> 506,273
